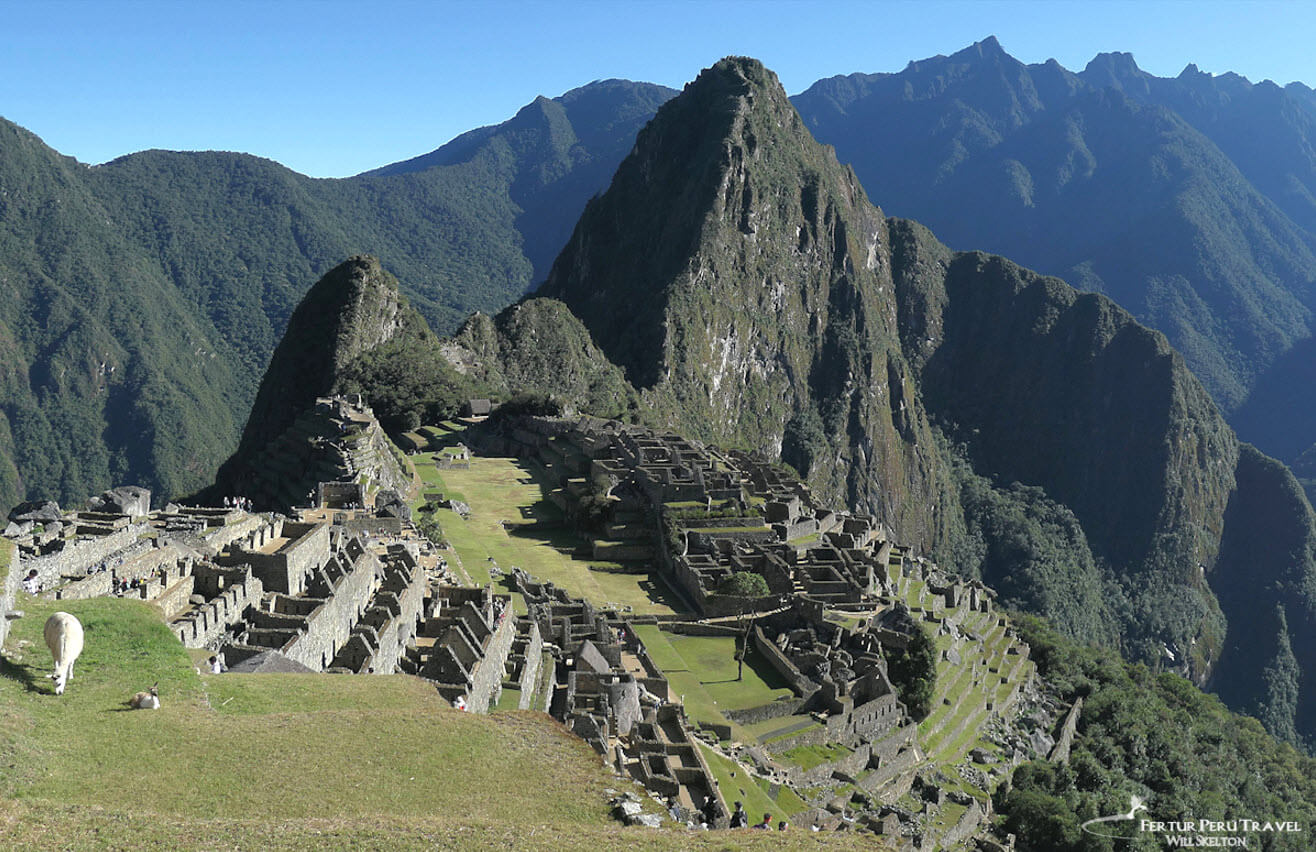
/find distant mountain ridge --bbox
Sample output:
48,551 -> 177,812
792,38 -> 1316,466
7,40 -> 1316,510
0,78 -> 673,508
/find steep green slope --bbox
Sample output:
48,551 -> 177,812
1002,614 -> 1316,850
0,119 -> 246,509
368,79 -> 677,287
793,38 -> 1316,426
445,298 -> 636,419
530,56 -> 1316,745
214,255 -> 474,488
0,79 -> 672,508
889,228 -> 1238,658
1081,52 -> 1316,236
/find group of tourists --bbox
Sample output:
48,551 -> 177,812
223,495 -> 253,511
728,801 -> 787,831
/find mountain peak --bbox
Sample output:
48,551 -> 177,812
683,55 -> 783,101
949,35 -> 1008,64
1083,51 -> 1143,78
1080,51 -> 1150,95
539,56 -> 835,386
229,255 -> 417,456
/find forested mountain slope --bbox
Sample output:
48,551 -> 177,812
793,38 -> 1316,462
0,80 -> 672,508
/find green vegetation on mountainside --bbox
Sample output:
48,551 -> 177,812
540,57 -> 965,555
521,55 -> 1316,747
999,614 -> 1316,850
0,79 -> 673,509
446,299 -> 637,419
0,119 -> 247,510
212,256 -> 489,499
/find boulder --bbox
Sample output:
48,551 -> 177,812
3,520 -> 33,537
88,486 -> 151,516
8,500 -> 61,524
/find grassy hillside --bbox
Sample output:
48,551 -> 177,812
0,595 -> 883,849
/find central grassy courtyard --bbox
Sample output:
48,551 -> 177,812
410,438 -> 689,616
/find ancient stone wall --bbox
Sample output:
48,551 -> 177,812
752,624 -> 818,696
1048,697 -> 1083,763
0,541 -> 18,649
22,523 -> 149,587
149,573 -> 196,620
52,570 -> 115,601
468,610 -> 516,712
516,621 -> 544,709
361,557 -> 426,673
221,521 -> 330,595
174,568 -> 265,648
281,549 -> 377,670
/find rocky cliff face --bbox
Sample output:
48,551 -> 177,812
793,38 -> 1316,447
530,56 -> 1316,744
540,58 -> 962,552
444,298 -> 636,419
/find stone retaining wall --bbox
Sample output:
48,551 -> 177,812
0,541 -> 18,648
173,568 -> 265,649
469,610 -> 516,712
22,524 -> 149,587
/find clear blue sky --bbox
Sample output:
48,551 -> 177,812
3,0 -> 1312,178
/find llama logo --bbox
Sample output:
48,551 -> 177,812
1081,794 -> 1148,839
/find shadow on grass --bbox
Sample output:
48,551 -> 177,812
0,649 -> 50,695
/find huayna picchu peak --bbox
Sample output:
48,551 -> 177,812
534,55 -> 1316,751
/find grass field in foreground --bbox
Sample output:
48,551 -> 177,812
0,595 -> 883,850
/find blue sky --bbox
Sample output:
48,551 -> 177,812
3,0 -> 1312,178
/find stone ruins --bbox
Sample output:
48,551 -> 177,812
1,399 -> 1047,846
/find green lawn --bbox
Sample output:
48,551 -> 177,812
779,742 -> 853,772
0,597 -> 624,836
432,456 -> 689,616
632,627 -> 795,744
696,743 -> 809,820
0,595 -> 886,850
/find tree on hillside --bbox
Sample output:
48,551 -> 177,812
718,571 -> 770,681
886,620 -> 936,719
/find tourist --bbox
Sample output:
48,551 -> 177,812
777,820 -> 788,831
208,655 -> 224,674
700,797 -> 718,827
753,812 -> 773,830
729,802 -> 748,828
21,569 -> 40,595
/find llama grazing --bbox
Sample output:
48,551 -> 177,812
44,611 -> 85,696
129,683 -> 160,710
